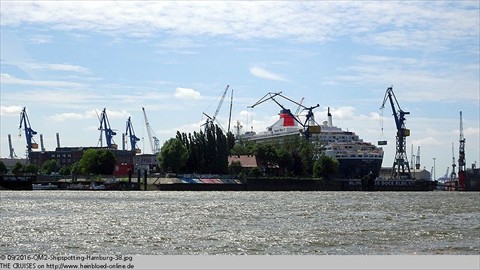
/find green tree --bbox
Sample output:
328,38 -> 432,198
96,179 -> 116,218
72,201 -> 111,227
215,125 -> 229,174
58,165 -> 72,176
96,150 -> 116,175
78,149 -> 116,175
229,160 -> 243,175
157,138 -> 188,173
41,159 -> 60,175
23,164 -> 39,174
290,150 -> 305,176
249,167 -> 262,178
71,162 -> 82,175
226,131 -> 236,153
172,124 -> 231,174
276,148 -> 292,175
313,155 -> 339,179
0,161 -> 8,174
230,143 -> 249,156
254,143 -> 278,168
12,162 -> 24,175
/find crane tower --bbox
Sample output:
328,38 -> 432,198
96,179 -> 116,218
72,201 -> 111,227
249,92 -> 320,140
450,143 -> 457,180
380,86 -> 411,179
415,146 -> 420,170
142,107 -> 160,154
8,134 -> 18,158
458,111 -> 466,189
125,117 -> 141,153
202,85 -> 230,131
19,107 -> 38,157
98,108 -> 117,149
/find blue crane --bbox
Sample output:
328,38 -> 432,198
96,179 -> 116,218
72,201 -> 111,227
380,86 -> 411,179
125,117 -> 141,153
19,107 -> 38,156
98,108 -> 117,149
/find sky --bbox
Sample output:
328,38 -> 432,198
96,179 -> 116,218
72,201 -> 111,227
0,1 -> 479,179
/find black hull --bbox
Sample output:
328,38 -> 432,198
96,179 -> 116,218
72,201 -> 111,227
340,179 -> 436,191
0,175 -> 34,190
336,158 -> 383,179
156,178 -> 435,191
157,178 -> 340,191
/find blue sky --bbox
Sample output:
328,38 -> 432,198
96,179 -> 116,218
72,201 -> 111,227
1,1 -> 479,179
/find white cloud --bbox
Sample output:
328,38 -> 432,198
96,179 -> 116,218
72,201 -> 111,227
0,73 -> 84,88
323,106 -> 356,120
238,110 -> 252,117
28,34 -> 52,44
174,87 -> 202,100
1,89 -> 105,111
156,37 -> 201,49
99,109 -> 130,120
49,110 -> 98,122
412,137 -> 443,147
24,62 -> 89,73
329,55 -> 479,103
1,1 -> 476,49
49,112 -> 91,122
249,66 -> 287,82
157,120 -> 205,136
49,109 -> 128,122
0,105 -> 23,116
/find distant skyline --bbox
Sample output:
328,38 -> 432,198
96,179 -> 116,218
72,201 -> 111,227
1,1 -> 479,178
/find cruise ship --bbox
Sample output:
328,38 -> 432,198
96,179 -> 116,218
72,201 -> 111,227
239,108 -> 384,179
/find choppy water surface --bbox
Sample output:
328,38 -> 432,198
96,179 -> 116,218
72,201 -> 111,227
1,191 -> 479,255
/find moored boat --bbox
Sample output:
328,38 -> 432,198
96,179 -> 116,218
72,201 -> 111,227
32,182 -> 58,190
239,107 -> 384,179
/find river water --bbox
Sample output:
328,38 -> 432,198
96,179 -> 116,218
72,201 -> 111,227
0,191 -> 479,255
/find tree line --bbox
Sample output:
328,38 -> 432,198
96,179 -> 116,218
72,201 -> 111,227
157,124 -> 339,179
157,124 -> 235,174
0,149 -> 116,176
0,124 -> 339,179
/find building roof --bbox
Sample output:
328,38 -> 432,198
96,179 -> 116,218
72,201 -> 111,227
0,158 -> 28,167
228,155 -> 261,168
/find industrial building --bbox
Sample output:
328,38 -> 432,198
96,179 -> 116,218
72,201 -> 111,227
10,107 -> 161,176
29,147 -> 137,176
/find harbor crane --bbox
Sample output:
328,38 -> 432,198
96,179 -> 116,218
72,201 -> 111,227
8,134 -> 18,158
380,86 -> 411,179
227,88 -> 234,134
458,111 -> 466,188
415,146 -> 421,170
98,108 -> 117,149
40,134 -> 45,152
142,107 -> 160,154
249,92 -> 320,140
125,117 -> 141,153
19,107 -> 38,156
451,143 -> 457,180
202,85 -> 230,131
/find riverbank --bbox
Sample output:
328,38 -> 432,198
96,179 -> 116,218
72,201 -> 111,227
0,174 -> 444,192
